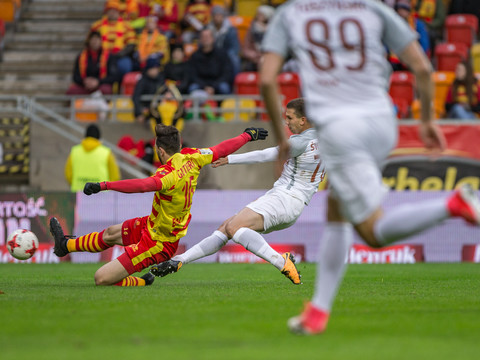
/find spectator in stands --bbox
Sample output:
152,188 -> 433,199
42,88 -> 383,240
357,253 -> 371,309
91,0 -> 137,81
181,0 -> 212,44
207,5 -> 240,77
65,124 -> 120,192
66,31 -> 118,95
132,57 -> 166,124
117,0 -> 144,31
241,5 -> 275,71
187,27 -> 233,97
413,0 -> 446,48
135,15 -> 170,70
164,45 -> 189,94
388,0 -> 430,71
445,59 -> 480,120
152,0 -> 179,41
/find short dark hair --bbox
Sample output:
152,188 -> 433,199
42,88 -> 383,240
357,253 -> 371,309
286,98 -> 306,119
155,124 -> 181,155
85,31 -> 101,46
85,124 -> 101,139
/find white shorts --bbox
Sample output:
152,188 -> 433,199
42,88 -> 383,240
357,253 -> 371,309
246,188 -> 305,233
315,111 -> 397,224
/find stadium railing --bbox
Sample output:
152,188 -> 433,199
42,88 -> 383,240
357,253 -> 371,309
0,95 -> 157,179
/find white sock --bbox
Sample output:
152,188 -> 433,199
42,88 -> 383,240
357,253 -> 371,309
374,198 -> 449,246
174,230 -> 228,264
232,227 -> 285,270
312,222 -> 353,312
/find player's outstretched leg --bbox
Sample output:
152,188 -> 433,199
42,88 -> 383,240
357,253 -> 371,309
150,259 -> 183,277
287,302 -> 329,335
49,217 -> 70,257
281,252 -> 302,285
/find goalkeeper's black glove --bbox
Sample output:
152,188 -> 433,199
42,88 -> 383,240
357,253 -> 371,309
244,127 -> 268,141
83,182 -> 101,196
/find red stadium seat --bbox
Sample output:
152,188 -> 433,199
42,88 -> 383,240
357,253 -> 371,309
434,43 -> 469,72
393,98 -> 410,119
234,72 -> 259,95
389,71 -> 415,112
121,71 -> 142,95
445,14 -> 478,48
277,72 -> 301,105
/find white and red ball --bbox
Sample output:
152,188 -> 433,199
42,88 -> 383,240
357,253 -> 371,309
6,229 -> 39,260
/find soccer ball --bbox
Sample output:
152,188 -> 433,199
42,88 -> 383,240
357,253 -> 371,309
7,229 -> 39,260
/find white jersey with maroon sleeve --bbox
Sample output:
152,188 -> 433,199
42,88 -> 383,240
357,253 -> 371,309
262,0 -> 418,124
228,128 -> 324,204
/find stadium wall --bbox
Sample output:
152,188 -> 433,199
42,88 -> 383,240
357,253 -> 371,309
71,190 -> 479,263
1,190 -> 479,263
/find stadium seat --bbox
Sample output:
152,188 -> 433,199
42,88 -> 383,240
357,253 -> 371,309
435,43 -> 469,72
220,97 -> 257,122
234,71 -> 259,96
393,98 -> 410,119
388,71 -> 415,111
277,72 -> 301,105
120,71 -> 142,95
0,0 -> 18,22
184,99 -> 218,121
445,14 -> 478,48
236,0 -> 261,17
111,98 -> 135,122
228,15 -> 252,44
410,98 -> 444,120
74,99 -> 98,122
432,71 -> 455,117
471,43 -> 480,74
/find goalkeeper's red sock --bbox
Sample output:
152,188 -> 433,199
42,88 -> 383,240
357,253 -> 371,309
114,276 -> 146,286
66,230 -> 110,253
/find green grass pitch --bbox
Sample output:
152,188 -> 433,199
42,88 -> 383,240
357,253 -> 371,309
1,262 -> 479,360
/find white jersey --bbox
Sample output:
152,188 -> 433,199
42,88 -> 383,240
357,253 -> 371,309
262,0 -> 417,124
228,128 -> 324,204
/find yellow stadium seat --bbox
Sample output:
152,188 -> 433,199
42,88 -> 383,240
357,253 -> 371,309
0,0 -> 18,22
111,98 -> 135,122
220,97 -> 257,122
236,0 -> 261,17
433,71 -> 455,117
228,15 -> 252,44
410,99 -> 444,120
74,99 -> 98,122
471,43 -> 480,74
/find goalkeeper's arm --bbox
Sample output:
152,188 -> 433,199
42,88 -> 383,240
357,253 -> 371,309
83,176 -> 163,195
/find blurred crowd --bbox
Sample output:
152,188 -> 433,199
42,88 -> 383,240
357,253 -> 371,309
65,0 -> 480,122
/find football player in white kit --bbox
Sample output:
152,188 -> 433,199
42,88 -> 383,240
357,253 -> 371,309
260,0 -> 480,334
149,98 -> 325,284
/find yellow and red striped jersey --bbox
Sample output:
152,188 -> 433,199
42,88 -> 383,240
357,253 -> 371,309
147,147 -> 213,242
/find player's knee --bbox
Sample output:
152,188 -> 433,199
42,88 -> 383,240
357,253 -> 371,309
224,221 -> 238,240
102,226 -> 118,246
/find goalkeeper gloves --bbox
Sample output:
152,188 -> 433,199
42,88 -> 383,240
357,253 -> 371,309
83,182 -> 102,195
244,127 -> 268,141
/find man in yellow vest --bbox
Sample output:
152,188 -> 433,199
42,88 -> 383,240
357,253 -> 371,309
65,124 -> 121,192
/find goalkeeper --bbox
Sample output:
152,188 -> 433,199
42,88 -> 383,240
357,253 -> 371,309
150,98 -> 325,285
49,125 -> 267,286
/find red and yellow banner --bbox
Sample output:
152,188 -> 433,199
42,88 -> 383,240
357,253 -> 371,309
383,124 -> 480,191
